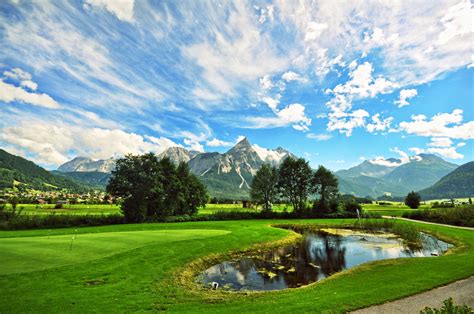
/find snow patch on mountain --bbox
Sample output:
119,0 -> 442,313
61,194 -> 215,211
253,144 -> 287,165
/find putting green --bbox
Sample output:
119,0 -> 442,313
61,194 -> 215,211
0,229 -> 230,275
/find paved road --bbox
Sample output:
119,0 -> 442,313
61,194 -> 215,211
352,276 -> 474,313
381,216 -> 474,231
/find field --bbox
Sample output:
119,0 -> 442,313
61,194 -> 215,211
4,202 -> 423,218
362,203 -> 431,217
3,203 -> 294,216
3,203 -> 121,215
0,219 -> 473,312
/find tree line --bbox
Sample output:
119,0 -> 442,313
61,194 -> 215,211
251,157 -> 341,214
107,153 -> 207,222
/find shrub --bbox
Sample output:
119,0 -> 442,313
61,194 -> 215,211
54,204 -> 63,209
420,297 -> 471,314
403,205 -> 474,227
343,200 -> 362,213
405,191 -> 421,209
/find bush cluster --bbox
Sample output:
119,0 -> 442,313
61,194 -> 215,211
403,205 -> 474,227
0,209 -> 381,230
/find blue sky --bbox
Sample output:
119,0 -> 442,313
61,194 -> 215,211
0,0 -> 472,170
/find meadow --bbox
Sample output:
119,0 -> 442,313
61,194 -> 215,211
0,219 -> 473,312
5,202 -> 415,216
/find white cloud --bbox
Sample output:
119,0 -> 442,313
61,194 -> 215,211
20,80 -> 38,91
247,103 -> 311,131
307,133 -> 332,141
279,1 -> 472,86
84,0 -> 135,22
259,75 -> 274,91
281,71 -> 307,83
304,22 -> 328,41
183,138 -> 204,152
0,79 -> 61,109
261,95 -> 281,111
369,157 -> 402,167
410,146 -> 464,160
183,2 -> 288,99
428,147 -> 464,159
3,68 -> 37,91
206,138 -> 233,147
324,62 -> 398,135
315,49 -> 345,77
398,109 -> 474,139
389,147 -> 411,164
257,5 -> 274,24
3,68 -> 32,81
437,1 -> 472,46
327,109 -> 369,136
0,122 -> 182,166
331,62 -> 399,99
428,137 -> 453,148
366,114 -> 394,133
395,89 -> 417,107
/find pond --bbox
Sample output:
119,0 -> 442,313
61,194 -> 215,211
197,228 -> 452,291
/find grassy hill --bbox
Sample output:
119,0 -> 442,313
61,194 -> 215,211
51,171 -> 110,190
0,149 -> 93,192
419,161 -> 474,200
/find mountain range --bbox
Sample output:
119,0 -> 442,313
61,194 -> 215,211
335,154 -> 459,198
2,138 -> 472,200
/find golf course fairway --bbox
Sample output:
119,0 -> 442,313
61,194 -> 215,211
0,219 -> 473,312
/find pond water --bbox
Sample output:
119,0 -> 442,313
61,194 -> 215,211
197,228 -> 452,291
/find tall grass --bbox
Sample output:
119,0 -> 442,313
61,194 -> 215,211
403,205 -> 474,227
275,219 -> 422,247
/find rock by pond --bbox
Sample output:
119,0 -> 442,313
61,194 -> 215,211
197,228 -> 451,291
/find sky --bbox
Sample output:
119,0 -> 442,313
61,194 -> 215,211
0,0 -> 473,171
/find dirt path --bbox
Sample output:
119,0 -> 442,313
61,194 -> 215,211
352,276 -> 474,313
381,216 -> 474,231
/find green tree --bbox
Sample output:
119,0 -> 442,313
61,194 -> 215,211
311,165 -> 339,213
107,153 -> 164,222
9,196 -> 19,212
106,154 -> 207,222
250,164 -> 278,211
277,157 -> 313,213
405,191 -> 421,209
175,162 -> 207,215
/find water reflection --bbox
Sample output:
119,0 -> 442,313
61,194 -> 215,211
197,229 -> 451,291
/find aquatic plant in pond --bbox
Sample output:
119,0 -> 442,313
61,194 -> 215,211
197,228 -> 451,291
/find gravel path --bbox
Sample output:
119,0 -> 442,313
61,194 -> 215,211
381,216 -> 474,231
352,276 -> 474,313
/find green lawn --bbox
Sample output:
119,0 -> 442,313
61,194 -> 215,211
362,203 -> 431,217
0,219 -> 473,312
5,203 -> 121,215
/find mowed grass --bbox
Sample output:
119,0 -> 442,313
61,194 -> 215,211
4,203 -> 121,215
198,203 -> 291,215
0,219 -> 473,312
362,202 -> 431,217
0,229 -> 229,275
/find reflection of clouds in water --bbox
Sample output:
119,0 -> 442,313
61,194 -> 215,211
199,229 -> 451,291
235,271 -> 246,285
